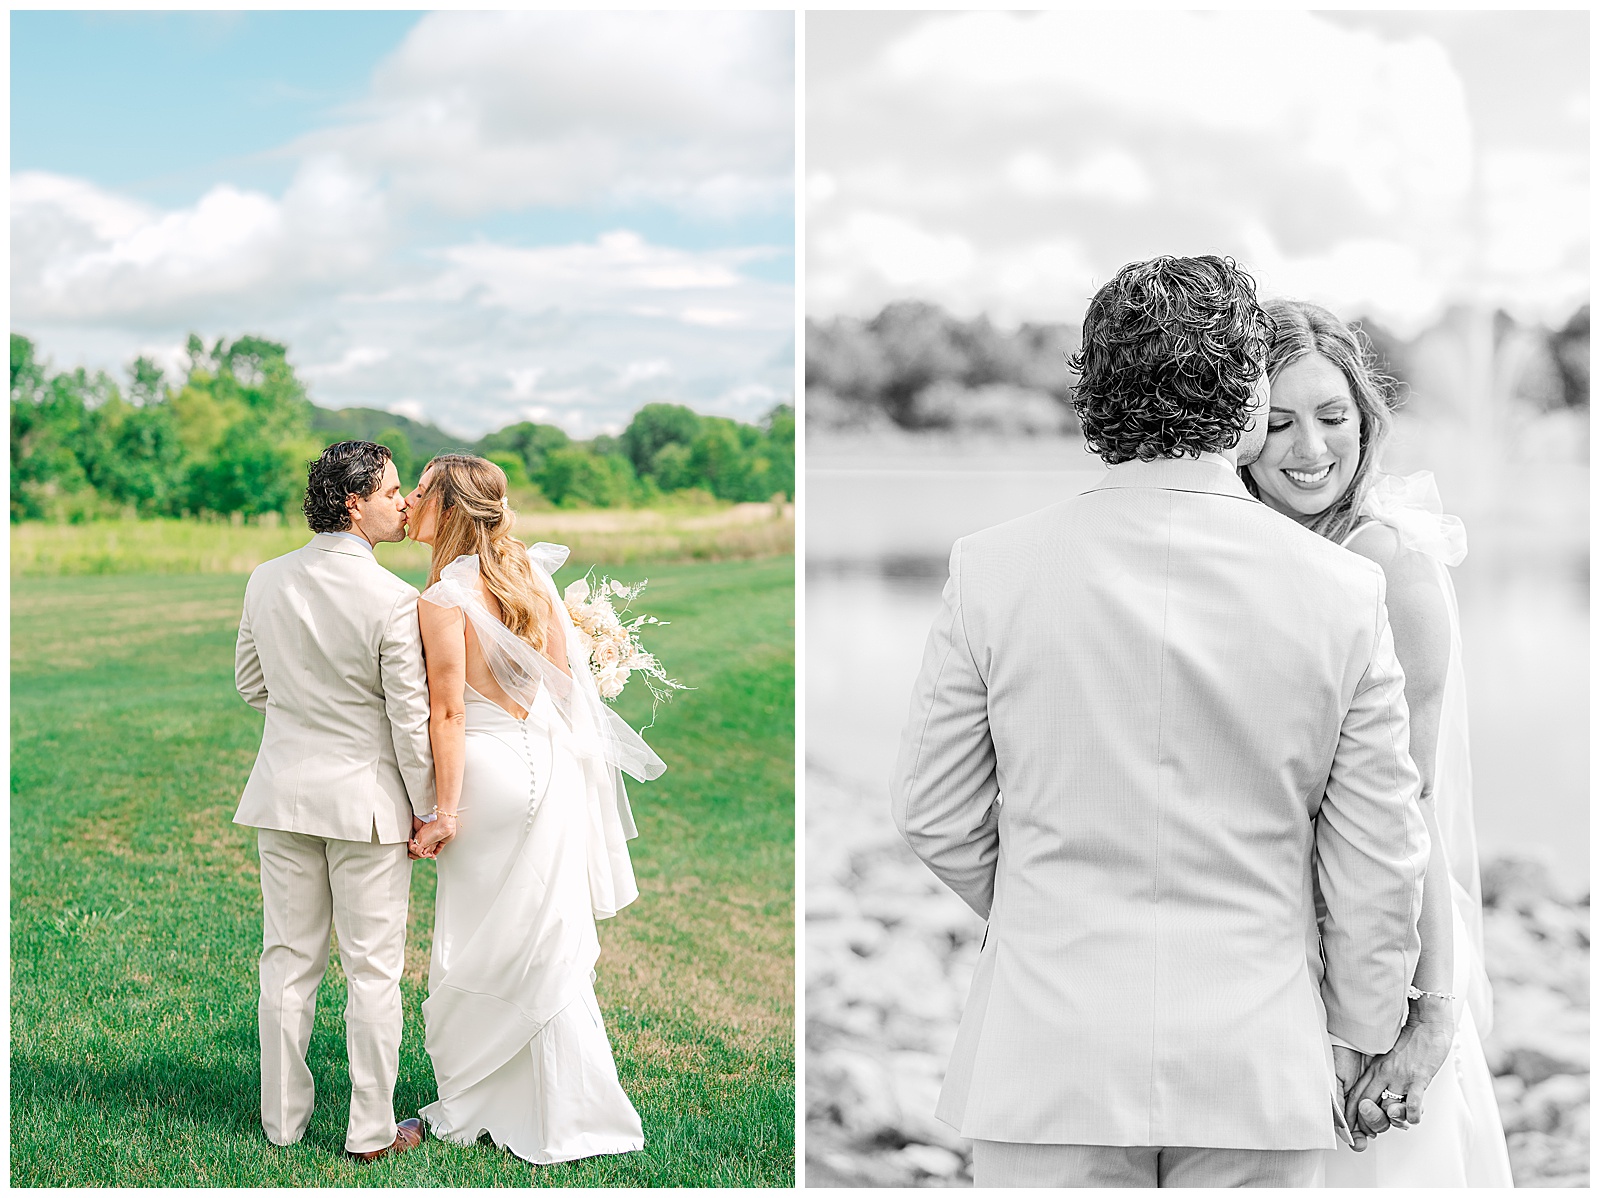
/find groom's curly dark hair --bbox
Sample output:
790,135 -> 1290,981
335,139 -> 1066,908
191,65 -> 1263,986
1069,255 -> 1273,464
303,441 -> 393,533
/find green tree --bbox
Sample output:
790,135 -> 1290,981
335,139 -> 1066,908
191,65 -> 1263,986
620,403 -> 702,477
373,427 -> 415,483
485,450 -> 531,489
649,442 -> 696,492
476,421 -> 571,479
686,418 -> 751,501
173,336 -> 315,516
80,393 -> 186,515
11,344 -> 96,521
538,447 -> 638,508
762,402 -> 795,500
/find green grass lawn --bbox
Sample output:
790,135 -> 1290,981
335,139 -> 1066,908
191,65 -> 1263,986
11,555 -> 795,1186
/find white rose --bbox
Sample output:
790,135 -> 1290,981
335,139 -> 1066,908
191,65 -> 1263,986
596,664 -> 629,699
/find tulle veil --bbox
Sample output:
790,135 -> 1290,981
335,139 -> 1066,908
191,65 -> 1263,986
1358,472 -> 1493,1033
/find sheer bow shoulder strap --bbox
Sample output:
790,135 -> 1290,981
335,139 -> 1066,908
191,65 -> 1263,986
1361,472 -> 1467,566
420,545 -> 665,784
421,552 -> 574,712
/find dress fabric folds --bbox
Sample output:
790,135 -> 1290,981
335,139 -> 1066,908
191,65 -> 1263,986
420,683 -> 643,1164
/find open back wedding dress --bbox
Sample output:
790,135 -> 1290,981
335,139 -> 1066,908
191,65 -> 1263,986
417,542 -> 665,1164
1326,473 -> 1513,1188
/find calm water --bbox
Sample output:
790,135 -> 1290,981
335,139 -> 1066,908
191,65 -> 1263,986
806,443 -> 1590,895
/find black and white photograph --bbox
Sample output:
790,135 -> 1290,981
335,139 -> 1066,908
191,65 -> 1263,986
804,11 -> 1587,1188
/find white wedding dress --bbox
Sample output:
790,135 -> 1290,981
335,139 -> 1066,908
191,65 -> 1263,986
417,543 -> 664,1165
1324,473 -> 1513,1188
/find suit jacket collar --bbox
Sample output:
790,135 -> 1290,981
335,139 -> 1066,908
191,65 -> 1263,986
309,531 -> 376,558
1090,454 -> 1258,503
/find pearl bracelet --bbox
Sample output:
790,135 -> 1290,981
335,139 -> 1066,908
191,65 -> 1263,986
1407,985 -> 1454,1002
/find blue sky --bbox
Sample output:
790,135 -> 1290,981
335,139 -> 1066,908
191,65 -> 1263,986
807,11 -> 1587,335
13,11 -> 795,436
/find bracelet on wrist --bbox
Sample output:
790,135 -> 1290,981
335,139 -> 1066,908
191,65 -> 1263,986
1407,985 -> 1455,1003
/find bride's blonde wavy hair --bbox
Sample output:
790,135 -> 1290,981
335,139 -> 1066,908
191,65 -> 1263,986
421,454 -> 552,651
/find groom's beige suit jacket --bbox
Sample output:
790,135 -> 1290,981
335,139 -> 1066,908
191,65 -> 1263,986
892,455 -> 1429,1151
234,533 -> 435,843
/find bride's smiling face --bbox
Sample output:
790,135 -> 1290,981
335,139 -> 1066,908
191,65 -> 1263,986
404,466 -> 441,545
1252,353 -> 1363,524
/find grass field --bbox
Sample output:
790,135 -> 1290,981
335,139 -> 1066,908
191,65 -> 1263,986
10,504 -> 794,578
10,552 -> 795,1186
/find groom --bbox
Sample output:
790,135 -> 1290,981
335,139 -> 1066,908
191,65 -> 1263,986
234,441 -> 435,1161
892,256 -> 1430,1187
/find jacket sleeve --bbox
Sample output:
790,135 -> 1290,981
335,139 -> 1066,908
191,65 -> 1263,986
1317,576 -> 1430,1054
235,581 -> 268,713
380,586 -> 437,819
890,539 -> 1001,919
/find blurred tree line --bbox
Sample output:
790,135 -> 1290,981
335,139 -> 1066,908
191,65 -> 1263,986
806,302 -> 1080,435
806,300 -> 1589,435
11,332 -> 794,523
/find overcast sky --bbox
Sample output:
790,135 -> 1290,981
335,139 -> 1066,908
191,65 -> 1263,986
807,11 -> 1587,336
13,11 -> 795,437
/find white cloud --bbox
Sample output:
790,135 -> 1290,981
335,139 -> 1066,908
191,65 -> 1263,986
815,211 -> 976,294
1005,149 -> 1154,205
313,10 -> 793,218
301,344 -> 391,382
806,10 -> 1539,331
1240,224 -> 1449,339
13,157 -> 387,325
617,359 -> 672,388
877,11 -> 1469,218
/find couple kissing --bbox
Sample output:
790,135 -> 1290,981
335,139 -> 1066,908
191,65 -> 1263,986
233,444 -> 663,1165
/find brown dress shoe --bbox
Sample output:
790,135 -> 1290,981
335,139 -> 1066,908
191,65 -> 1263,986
352,1117 -> 424,1163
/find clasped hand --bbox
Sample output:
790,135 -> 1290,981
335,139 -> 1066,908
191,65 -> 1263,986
408,813 -> 456,860
1332,1016 -> 1454,1151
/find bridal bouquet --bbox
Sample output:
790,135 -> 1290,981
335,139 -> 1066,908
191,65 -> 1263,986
562,572 -> 688,719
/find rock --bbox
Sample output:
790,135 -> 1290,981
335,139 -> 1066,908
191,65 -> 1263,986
887,1050 -> 967,1152
812,1048 -> 901,1139
1505,1040 -> 1591,1088
895,1143 -> 966,1179
1507,1129 -> 1591,1186
831,1002 -> 883,1040
1482,855 -> 1565,911
1483,981 -> 1588,1082
1493,1072 -> 1526,1106
805,885 -> 853,922
1508,1074 -> 1588,1134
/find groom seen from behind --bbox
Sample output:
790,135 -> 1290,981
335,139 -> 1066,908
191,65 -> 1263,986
233,441 -> 435,1162
892,256 -> 1431,1187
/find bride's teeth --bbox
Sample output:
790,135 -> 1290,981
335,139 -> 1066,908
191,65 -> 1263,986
1286,465 -> 1331,484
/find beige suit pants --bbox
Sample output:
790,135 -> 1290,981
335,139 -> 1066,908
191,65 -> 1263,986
257,828 -> 412,1154
972,1140 -> 1325,1188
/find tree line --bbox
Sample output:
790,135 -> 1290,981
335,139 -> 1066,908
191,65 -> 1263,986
806,300 -> 1589,434
11,333 -> 794,522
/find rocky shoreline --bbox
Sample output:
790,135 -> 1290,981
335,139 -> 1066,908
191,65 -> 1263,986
805,769 -> 1589,1187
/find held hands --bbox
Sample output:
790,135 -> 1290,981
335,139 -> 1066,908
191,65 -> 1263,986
1345,1011 -> 1455,1142
408,812 -> 457,859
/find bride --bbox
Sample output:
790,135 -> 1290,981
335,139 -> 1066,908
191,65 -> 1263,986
403,452 -> 665,1165
1242,301 -> 1513,1187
